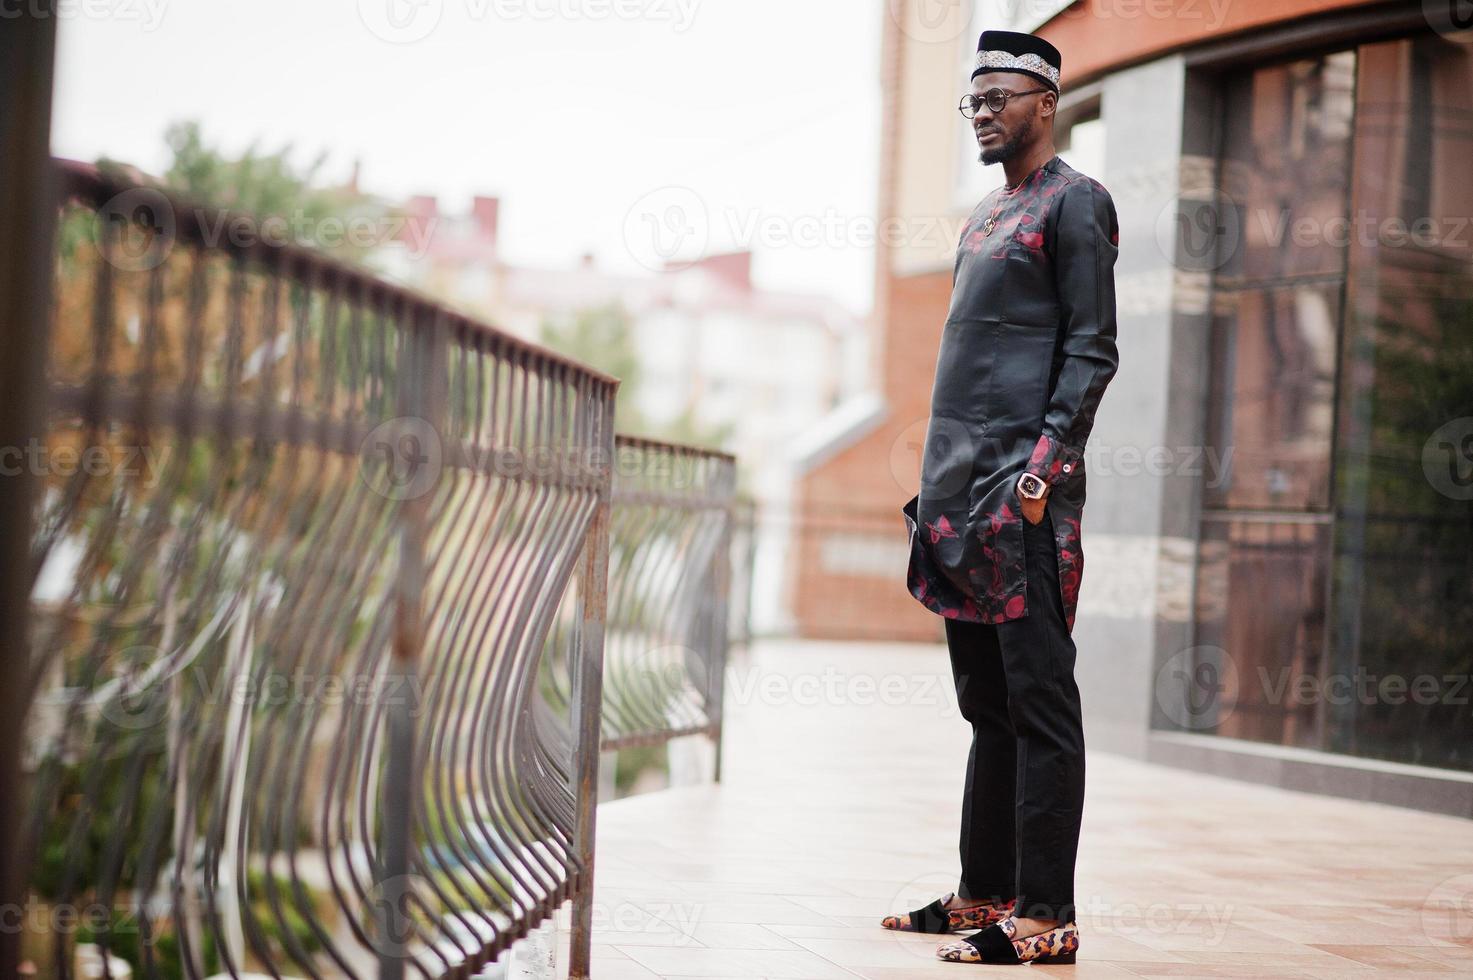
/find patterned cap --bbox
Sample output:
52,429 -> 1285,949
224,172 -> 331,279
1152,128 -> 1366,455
971,30 -> 1061,93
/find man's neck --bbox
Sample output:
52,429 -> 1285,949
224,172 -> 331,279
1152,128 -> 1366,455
1002,141 -> 1057,189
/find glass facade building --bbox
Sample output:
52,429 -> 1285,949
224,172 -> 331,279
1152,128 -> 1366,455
1190,32 -> 1473,773
793,0 -> 1471,815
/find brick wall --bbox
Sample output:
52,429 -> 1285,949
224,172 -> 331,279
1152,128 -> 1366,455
791,269 -> 951,642
790,1 -> 960,642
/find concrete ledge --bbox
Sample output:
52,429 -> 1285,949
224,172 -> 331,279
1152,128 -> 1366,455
1146,731 -> 1473,820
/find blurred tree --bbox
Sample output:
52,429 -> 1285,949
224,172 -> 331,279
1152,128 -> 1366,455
94,119 -> 395,268
1329,269 -> 1473,770
538,301 -> 734,449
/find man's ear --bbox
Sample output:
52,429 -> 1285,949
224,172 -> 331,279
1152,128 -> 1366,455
1040,91 -> 1058,119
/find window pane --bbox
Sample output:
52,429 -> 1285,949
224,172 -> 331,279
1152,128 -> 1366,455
1216,51 -> 1356,285
1179,34 -> 1473,775
1192,518 -> 1332,747
1325,32 -> 1473,771
1204,284 -> 1340,510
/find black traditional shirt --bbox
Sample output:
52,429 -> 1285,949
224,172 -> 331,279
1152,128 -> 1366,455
901,155 -> 1119,634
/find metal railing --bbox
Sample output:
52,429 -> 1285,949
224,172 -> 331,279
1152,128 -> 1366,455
542,436 -> 739,782
10,160 -> 633,979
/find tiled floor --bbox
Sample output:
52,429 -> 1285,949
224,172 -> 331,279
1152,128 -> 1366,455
551,638 -> 1473,979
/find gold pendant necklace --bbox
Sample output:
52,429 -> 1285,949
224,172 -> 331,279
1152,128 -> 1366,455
982,202 -> 1003,237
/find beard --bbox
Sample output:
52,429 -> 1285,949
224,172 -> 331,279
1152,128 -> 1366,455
978,111 -> 1036,165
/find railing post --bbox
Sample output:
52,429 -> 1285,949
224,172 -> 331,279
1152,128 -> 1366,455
736,497 -> 757,651
378,303 -> 441,980
569,389 -> 616,980
708,469 -> 737,785
0,7 -> 58,979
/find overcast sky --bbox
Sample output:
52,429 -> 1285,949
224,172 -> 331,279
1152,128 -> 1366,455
51,0 -> 883,313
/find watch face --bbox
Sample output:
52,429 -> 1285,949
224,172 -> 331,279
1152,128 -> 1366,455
1020,475 -> 1044,498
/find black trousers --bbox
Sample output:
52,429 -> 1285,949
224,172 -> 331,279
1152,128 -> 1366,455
945,505 -> 1085,924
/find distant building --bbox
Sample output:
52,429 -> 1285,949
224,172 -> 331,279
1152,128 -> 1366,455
379,195 -> 868,635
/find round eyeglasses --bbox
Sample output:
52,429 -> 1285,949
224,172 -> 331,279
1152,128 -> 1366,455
959,87 -> 1051,118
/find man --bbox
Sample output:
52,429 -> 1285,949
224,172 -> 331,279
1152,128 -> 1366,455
881,29 -> 1119,966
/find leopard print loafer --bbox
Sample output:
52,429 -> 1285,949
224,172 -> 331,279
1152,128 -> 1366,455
880,892 -> 1015,934
936,918 -> 1079,964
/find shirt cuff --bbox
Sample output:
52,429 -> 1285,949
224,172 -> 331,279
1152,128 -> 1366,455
1024,432 -> 1082,483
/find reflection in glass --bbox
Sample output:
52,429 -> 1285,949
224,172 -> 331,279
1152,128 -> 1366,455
1194,518 -> 1331,748
1216,51 -> 1356,285
1204,285 -> 1340,511
1327,32 -> 1473,771
1185,35 -> 1473,772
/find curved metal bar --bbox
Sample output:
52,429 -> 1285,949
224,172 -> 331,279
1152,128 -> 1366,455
544,437 -> 741,758
13,161 -> 622,979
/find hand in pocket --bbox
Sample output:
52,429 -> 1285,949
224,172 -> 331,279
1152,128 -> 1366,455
1014,480 -> 1048,526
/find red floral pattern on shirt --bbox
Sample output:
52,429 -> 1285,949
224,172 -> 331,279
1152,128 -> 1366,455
902,157 -> 1118,636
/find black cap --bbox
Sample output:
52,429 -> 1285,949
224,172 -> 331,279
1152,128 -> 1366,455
971,30 -> 1061,92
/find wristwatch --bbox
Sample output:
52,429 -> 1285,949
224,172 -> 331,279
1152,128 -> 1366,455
1017,472 -> 1049,500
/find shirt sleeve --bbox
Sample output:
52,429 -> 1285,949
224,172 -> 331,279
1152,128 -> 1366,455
1024,176 -> 1120,485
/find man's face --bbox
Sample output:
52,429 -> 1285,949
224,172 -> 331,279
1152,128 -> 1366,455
970,72 -> 1049,165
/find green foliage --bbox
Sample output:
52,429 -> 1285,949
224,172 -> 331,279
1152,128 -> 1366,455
1329,276 -> 1473,768
30,742 -> 170,903
73,906 -> 222,977
613,744 -> 668,796
657,408 -> 737,453
96,120 -> 395,268
538,302 -> 734,450
540,302 -> 646,427
244,868 -> 327,959
431,865 -> 515,919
